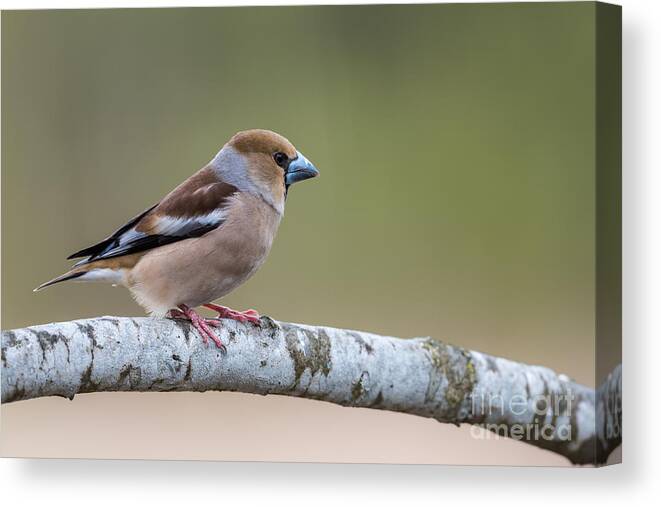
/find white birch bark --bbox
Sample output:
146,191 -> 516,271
1,316 -> 621,465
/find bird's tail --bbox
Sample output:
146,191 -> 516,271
34,261 -> 123,292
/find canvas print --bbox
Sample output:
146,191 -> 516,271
1,2 -> 621,466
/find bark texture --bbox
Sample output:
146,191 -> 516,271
1,316 -> 621,465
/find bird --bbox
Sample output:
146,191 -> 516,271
35,129 -> 319,351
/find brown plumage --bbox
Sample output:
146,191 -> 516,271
36,129 -> 319,350
136,169 -> 238,234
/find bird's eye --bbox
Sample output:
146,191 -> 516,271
273,152 -> 288,168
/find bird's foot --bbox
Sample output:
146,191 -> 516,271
168,304 -> 227,352
204,303 -> 261,325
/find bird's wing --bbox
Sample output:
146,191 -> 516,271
68,168 -> 238,264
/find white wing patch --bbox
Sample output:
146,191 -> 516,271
153,209 -> 227,236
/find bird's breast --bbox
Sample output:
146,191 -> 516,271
127,192 -> 282,313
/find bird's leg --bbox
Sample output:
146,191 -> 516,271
169,304 -> 227,352
167,308 -> 188,319
204,303 -> 261,325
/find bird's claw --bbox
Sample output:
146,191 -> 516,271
168,305 -> 227,353
167,302 -> 261,352
203,303 -> 261,325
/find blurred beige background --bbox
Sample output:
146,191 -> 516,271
2,3 -> 598,465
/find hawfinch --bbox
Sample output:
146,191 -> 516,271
36,129 -> 319,351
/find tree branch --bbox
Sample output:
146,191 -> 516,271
1,316 -> 621,465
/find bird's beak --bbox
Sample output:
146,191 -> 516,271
285,150 -> 319,186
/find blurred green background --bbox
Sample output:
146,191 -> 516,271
2,3 -> 598,463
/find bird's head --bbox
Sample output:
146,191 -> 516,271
215,129 -> 319,213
